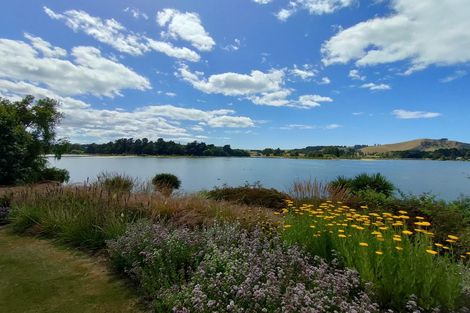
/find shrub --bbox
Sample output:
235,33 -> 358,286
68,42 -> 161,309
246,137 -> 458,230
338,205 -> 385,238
330,173 -> 395,197
207,183 -> 289,210
281,201 -> 464,311
97,172 -> 134,193
152,173 -> 181,196
108,221 -> 380,313
38,167 -> 70,183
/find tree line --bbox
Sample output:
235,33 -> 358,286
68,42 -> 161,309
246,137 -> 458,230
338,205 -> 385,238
65,138 -> 250,157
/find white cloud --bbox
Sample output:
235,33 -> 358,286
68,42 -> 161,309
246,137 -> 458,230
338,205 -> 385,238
178,65 -> 332,108
290,64 -> 317,80
352,112 -> 364,116
440,70 -> 467,83
165,92 -> 177,97
178,64 -> 285,96
156,8 -> 215,51
0,36 -> 150,97
253,0 -> 272,4
0,80 -> 255,143
146,38 -> 200,62
277,0 -> 354,21
324,123 -> 342,129
360,82 -> 391,91
44,6 -> 200,62
222,38 -> 241,52
322,0 -> 470,73
123,7 -> 148,20
348,69 -> 365,80
23,33 -> 67,58
392,109 -> 441,119
280,123 -> 341,130
319,77 -> 331,84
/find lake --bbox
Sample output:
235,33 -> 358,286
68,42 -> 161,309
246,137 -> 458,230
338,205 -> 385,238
49,156 -> 470,201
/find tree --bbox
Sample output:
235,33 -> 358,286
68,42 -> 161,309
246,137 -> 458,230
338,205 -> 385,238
152,173 -> 181,196
0,96 -> 69,185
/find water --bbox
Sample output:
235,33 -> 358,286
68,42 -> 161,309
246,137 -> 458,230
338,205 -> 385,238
49,156 -> 470,201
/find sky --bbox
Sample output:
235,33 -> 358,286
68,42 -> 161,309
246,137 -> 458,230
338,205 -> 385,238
0,0 -> 469,149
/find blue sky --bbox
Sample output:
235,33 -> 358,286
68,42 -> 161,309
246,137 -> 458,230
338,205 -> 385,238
0,0 -> 469,149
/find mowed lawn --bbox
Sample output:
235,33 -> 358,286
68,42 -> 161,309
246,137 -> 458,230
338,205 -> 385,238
0,227 -> 144,313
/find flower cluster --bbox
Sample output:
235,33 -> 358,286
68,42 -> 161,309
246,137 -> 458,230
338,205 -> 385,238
108,220 -> 380,312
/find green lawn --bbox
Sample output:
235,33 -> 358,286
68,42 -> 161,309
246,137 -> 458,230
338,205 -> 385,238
0,227 -> 144,313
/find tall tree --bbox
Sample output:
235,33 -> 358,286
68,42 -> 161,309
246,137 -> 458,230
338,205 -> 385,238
0,96 -> 69,185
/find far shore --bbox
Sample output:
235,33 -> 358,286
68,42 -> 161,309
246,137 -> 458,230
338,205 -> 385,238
47,154 -> 470,162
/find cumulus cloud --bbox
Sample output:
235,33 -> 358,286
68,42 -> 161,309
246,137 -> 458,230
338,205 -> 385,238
360,82 -> 391,91
322,0 -> 470,73
0,79 -> 255,143
392,109 -> 441,119
348,69 -> 365,80
290,64 -> 317,80
253,0 -> 272,4
157,8 -> 215,51
23,33 -> 67,58
318,77 -> 331,84
177,65 -> 332,108
0,35 -> 150,97
277,0 -> 354,21
44,6 -> 201,62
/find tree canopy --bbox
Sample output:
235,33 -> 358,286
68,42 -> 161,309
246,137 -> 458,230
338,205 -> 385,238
0,96 -> 69,185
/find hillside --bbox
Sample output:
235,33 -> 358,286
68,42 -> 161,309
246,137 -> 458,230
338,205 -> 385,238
361,139 -> 470,154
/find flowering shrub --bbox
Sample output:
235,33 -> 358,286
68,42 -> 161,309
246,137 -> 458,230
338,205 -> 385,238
108,221 -> 380,312
281,200 -> 466,311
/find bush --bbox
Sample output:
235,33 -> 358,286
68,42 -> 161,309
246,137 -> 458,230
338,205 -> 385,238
207,183 -> 289,210
97,172 -> 134,193
330,173 -> 395,197
288,178 -> 351,203
152,173 -> 181,196
108,221 -> 380,312
38,167 -> 70,183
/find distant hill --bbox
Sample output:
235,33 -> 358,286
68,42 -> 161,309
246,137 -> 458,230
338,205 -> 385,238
361,139 -> 470,154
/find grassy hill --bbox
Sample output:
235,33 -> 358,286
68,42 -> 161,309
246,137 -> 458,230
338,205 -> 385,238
361,138 -> 470,154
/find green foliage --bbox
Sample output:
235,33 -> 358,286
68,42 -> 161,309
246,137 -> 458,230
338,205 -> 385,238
0,96 -> 68,185
207,183 -> 289,210
282,203 -> 464,311
97,172 -> 135,193
152,173 -> 181,196
330,173 -> 395,197
9,186 -> 141,249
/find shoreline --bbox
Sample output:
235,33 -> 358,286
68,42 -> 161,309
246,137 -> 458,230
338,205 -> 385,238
48,154 -> 470,162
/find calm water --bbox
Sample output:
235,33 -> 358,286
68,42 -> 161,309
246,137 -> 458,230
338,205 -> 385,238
49,156 -> 470,201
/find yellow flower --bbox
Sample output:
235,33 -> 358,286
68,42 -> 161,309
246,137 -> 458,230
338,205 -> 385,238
309,225 -> 316,228
393,237 -> 402,242
448,235 -> 459,241
426,249 -> 438,255
283,224 -> 292,229
375,251 -> 384,255
434,243 -> 444,248
338,234 -> 347,238
395,246 -> 403,251
402,230 -> 413,235
379,226 -> 389,231
398,210 -> 408,215
415,221 -> 431,227
359,242 -> 369,247
446,239 -> 456,244
466,252 -> 470,255
274,212 -> 280,215
416,216 -> 425,220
